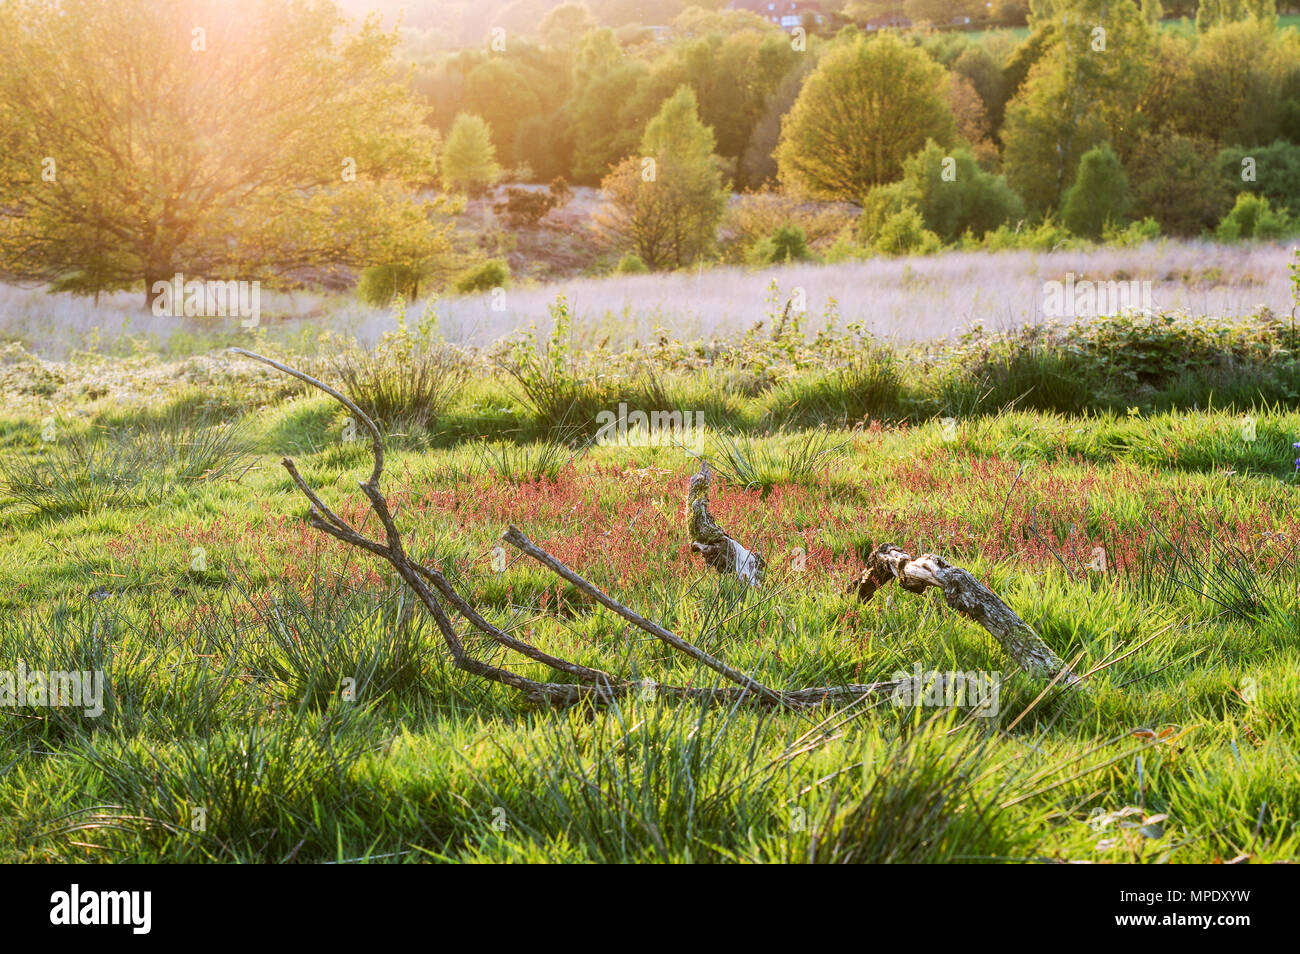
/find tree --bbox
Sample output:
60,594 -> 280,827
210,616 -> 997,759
0,0 -> 442,309
775,34 -> 955,201
462,58 -> 544,168
1002,0 -> 1152,216
539,2 -> 597,49
1127,128 -> 1231,235
1216,140 -> 1300,217
1180,20 -> 1296,148
1195,0 -> 1276,33
566,29 -> 647,182
1060,144 -> 1129,239
442,114 -> 502,195
952,45 -> 1011,135
904,0 -> 981,25
594,86 -> 727,270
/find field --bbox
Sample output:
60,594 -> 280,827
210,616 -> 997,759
1,283 -> 1298,863
2,239 -> 1293,357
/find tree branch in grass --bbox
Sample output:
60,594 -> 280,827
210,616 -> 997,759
852,544 -> 1084,689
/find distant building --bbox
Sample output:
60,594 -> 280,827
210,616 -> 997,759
864,13 -> 912,30
727,0 -> 825,31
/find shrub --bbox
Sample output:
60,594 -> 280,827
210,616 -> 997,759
1061,144 -> 1130,240
873,206 -> 942,256
1215,192 -> 1293,241
861,141 -> 1023,245
493,187 -> 558,229
455,259 -> 510,294
357,264 -> 424,307
616,253 -> 649,274
720,191 -> 857,263
748,224 -> 812,265
1216,140 -> 1300,217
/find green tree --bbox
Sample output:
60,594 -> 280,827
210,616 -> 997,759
1180,20 -> 1297,148
1003,0 -> 1153,216
863,142 -> 1024,244
567,29 -> 647,182
1060,144 -> 1130,239
1216,140 -> 1300,216
1196,0 -> 1276,32
1128,128 -> 1232,235
539,2 -> 596,49
462,58 -> 544,168
0,0 -> 441,309
594,86 -> 727,270
441,113 -> 502,195
1215,192 -> 1292,240
775,34 -> 955,201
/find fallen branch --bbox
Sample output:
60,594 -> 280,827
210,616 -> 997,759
687,461 -> 764,586
852,545 -> 1083,688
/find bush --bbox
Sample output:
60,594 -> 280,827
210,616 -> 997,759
1103,217 -> 1162,247
748,224 -> 812,265
1216,141 -> 1300,217
455,259 -> 510,294
327,316 -> 465,431
720,192 -> 857,263
616,253 -> 649,274
357,264 -> 424,307
861,141 -> 1023,245
873,206 -> 942,256
1061,145 -> 1130,240
1215,192 -> 1293,241
493,187 -> 558,229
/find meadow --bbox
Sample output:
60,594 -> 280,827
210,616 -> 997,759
1,239 -> 1293,357
0,284 -> 1297,863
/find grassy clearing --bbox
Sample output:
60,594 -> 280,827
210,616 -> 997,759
0,313 -> 1298,863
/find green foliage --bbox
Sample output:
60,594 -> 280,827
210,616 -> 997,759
1003,0 -> 1153,216
1214,193 -> 1294,241
326,312 -> 466,432
441,113 -> 502,196
749,225 -> 812,265
1196,0 -> 1277,32
1061,145 -> 1130,239
595,86 -> 727,270
616,253 -> 650,274
455,259 -> 511,294
775,34 -> 954,201
0,0 -> 441,308
358,264 -> 425,307
1127,128 -> 1232,237
1216,141 -> 1300,216
861,141 -> 1024,244
873,206 -> 943,256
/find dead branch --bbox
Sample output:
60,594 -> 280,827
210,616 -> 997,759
687,461 -> 764,585
852,545 -> 1083,688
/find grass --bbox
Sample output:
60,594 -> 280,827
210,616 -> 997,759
1,308 -> 1299,863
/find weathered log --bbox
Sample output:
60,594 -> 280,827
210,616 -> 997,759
852,545 -> 1083,688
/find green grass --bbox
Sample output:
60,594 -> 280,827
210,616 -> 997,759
1,320 -> 1298,863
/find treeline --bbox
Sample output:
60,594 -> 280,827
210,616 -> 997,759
418,0 -> 1300,266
